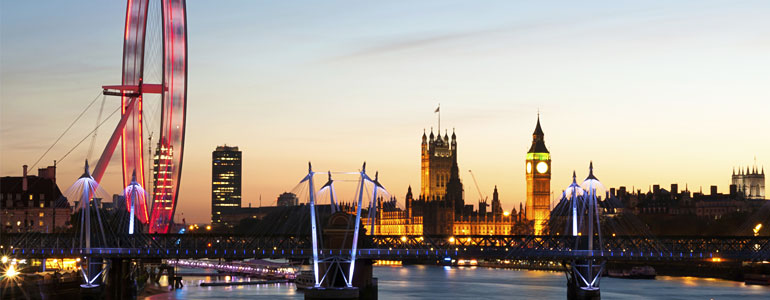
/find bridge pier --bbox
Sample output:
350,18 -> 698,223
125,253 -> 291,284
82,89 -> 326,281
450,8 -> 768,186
567,280 -> 600,300
564,259 -> 604,300
105,258 -> 138,300
80,257 -> 104,300
305,211 -> 378,300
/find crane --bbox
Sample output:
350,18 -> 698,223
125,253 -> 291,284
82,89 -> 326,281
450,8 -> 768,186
468,170 -> 487,203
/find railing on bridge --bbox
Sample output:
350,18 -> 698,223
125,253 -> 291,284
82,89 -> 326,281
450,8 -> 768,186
3,233 -> 768,261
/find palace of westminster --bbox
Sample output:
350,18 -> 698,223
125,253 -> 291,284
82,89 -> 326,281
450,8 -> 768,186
355,115 -> 553,236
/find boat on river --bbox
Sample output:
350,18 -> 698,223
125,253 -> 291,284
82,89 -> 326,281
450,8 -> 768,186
607,266 -> 656,279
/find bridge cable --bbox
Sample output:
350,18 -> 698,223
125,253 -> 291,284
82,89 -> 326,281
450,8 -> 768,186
29,90 -> 103,170
57,106 -> 121,164
86,94 -> 108,161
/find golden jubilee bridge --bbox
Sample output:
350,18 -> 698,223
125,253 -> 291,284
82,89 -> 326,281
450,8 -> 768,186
4,162 -> 770,299
3,233 -> 769,262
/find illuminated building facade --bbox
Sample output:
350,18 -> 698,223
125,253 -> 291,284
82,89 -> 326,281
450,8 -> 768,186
525,115 -> 551,235
360,120 -> 531,236
1,165 -> 70,233
211,145 -> 242,227
152,143 -> 174,222
732,165 -> 765,199
421,128 -> 457,201
361,186 -> 528,236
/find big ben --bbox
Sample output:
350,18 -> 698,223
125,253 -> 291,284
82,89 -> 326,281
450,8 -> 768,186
525,115 -> 551,235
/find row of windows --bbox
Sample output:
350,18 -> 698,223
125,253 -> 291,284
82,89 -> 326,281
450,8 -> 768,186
4,220 -> 47,227
0,194 -> 46,200
4,200 -> 48,208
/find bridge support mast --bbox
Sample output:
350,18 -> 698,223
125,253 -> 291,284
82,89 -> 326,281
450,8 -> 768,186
565,164 -> 605,300
304,163 -> 322,287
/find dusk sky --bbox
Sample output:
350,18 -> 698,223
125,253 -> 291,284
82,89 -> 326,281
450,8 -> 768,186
1,0 -> 768,223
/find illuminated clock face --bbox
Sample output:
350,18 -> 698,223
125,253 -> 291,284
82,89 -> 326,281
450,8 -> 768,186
526,162 -> 532,173
536,161 -> 549,174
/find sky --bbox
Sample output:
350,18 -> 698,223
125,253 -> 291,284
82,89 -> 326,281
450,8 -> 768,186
1,0 -> 769,223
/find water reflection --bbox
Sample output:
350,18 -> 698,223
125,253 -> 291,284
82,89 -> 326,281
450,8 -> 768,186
148,265 -> 768,300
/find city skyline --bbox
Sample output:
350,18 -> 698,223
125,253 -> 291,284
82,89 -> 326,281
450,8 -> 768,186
2,1 -> 769,223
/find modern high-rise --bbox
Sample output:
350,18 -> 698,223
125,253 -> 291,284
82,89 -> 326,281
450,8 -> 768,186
525,115 -> 551,235
211,145 -> 242,226
152,143 -> 174,218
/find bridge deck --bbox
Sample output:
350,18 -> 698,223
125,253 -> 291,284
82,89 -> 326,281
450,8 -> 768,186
3,234 -> 768,261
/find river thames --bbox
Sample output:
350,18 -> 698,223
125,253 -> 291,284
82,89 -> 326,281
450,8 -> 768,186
146,265 -> 768,299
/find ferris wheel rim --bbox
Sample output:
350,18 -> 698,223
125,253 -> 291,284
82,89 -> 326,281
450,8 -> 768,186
119,0 -> 188,233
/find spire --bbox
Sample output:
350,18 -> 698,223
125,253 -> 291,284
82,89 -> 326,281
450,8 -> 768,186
533,114 -> 544,136
80,160 -> 92,179
422,129 -> 427,144
585,161 -> 598,181
572,170 -> 577,183
528,114 -> 549,153
451,128 -> 456,140
429,127 -> 435,141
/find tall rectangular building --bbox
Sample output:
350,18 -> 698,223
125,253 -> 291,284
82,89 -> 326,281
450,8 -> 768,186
212,145 -> 242,226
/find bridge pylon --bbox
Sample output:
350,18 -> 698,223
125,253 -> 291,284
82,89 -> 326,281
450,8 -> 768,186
302,162 -> 383,299
561,164 -> 606,300
72,161 -> 111,293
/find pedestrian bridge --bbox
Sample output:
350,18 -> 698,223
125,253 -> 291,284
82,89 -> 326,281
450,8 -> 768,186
4,233 -> 768,262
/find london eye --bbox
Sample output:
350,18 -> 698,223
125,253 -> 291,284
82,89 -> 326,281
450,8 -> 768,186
99,0 -> 188,234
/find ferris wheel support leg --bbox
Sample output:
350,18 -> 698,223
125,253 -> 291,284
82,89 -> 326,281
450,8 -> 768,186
92,97 -> 138,183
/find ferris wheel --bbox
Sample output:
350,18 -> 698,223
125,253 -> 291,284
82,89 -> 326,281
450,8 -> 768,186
98,0 -> 188,234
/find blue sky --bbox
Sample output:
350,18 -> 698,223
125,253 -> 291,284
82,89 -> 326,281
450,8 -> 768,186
2,1 -> 769,222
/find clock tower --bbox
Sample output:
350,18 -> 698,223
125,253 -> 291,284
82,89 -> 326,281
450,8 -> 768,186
525,115 -> 551,235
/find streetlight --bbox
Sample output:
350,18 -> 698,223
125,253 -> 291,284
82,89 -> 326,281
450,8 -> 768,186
754,224 -> 762,237
5,264 -> 18,278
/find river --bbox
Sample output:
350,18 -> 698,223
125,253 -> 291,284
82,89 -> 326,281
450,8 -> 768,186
146,265 -> 768,299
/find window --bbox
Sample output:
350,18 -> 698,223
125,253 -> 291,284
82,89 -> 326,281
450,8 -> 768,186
40,203 -> 45,208
39,212 -> 45,217
39,220 -> 44,227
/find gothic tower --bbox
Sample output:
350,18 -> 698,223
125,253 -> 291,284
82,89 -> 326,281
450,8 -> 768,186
525,115 -> 551,235
445,158 -> 464,214
491,185 -> 502,216
421,128 -> 457,199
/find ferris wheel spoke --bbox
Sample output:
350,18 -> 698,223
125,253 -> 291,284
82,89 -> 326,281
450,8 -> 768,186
98,0 -> 187,233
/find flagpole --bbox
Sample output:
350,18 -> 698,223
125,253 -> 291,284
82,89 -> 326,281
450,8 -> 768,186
438,103 -> 441,134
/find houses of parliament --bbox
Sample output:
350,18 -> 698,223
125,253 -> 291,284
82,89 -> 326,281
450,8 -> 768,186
362,115 -> 551,236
